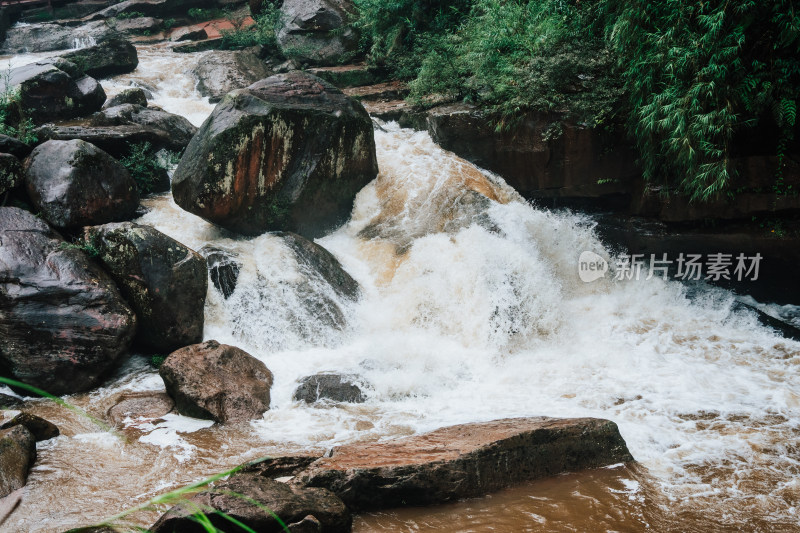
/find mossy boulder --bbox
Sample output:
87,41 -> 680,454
84,222 -> 207,352
61,38 -> 139,79
172,71 -> 378,238
24,139 -> 139,229
277,0 -> 360,66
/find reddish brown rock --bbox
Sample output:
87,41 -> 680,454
172,71 -> 378,238
159,341 -> 273,423
0,412 -> 59,442
297,416 -> 633,511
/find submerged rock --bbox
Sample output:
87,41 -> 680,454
159,340 -> 273,423
85,222 -> 207,352
0,412 -> 59,442
9,63 -> 106,124
277,0 -> 360,66
191,50 -> 272,103
0,208 -> 137,395
297,416 -> 634,511
0,394 -> 23,410
61,38 -> 139,79
279,232 -> 359,301
24,140 -> 139,229
172,71 -> 378,238
293,373 -> 367,404
0,426 -> 36,499
150,473 -> 351,533
198,245 -> 241,299
107,391 -> 175,425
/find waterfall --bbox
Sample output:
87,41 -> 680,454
71,35 -> 97,50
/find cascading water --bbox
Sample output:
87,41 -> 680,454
1,46 -> 799,533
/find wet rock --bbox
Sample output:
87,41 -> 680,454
277,0 -> 360,66
198,245 -> 241,299
0,20 -> 113,54
172,72 -> 378,238
61,38 -> 139,79
306,64 -> 381,89
0,426 -> 36,499
279,232 -> 359,300
151,473 -> 351,533
107,391 -> 175,425
0,394 -> 22,410
0,412 -> 59,442
85,222 -> 207,352
90,104 -> 198,150
86,0 -> 216,20
241,455 -> 321,479
426,104 -> 640,210
35,123 -> 183,158
288,515 -> 322,533
191,50 -> 272,103
159,340 -> 273,423
24,139 -> 139,229
113,16 -> 164,35
9,63 -> 106,124
293,373 -> 366,404
170,26 -> 208,42
0,207 -> 137,395
297,417 -> 634,511
104,88 -> 149,108
0,154 -> 22,197
0,135 -> 32,160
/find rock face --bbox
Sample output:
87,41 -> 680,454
293,373 -> 366,403
61,38 -> 139,79
104,88 -> 149,108
277,0 -> 360,66
0,154 -> 22,197
9,63 -> 106,124
151,473 -> 351,533
84,222 -> 207,352
172,72 -> 378,238
24,140 -> 139,229
426,104 -> 640,209
0,20 -> 113,54
159,341 -> 273,423
0,207 -> 137,395
191,50 -> 272,103
0,412 -> 59,441
0,426 -> 36,499
107,391 -> 175,425
297,417 -> 634,511
198,245 -> 241,299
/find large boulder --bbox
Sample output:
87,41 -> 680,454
104,88 -> 148,109
172,72 -> 378,237
0,20 -> 114,54
61,38 -> 139,79
151,473 -> 351,533
24,140 -> 139,229
293,373 -> 366,404
9,63 -> 106,124
90,104 -> 198,150
35,123 -> 185,158
0,135 -> 32,160
84,222 -> 207,352
191,50 -> 272,103
277,0 -> 360,66
0,207 -> 137,395
297,417 -> 634,511
159,340 -> 273,423
0,154 -> 22,197
0,426 -> 36,499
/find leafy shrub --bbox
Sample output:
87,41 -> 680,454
115,10 -> 146,19
219,5 -> 281,52
0,72 -> 37,145
120,142 -> 177,194
188,7 -> 226,21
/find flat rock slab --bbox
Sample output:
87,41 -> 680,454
296,416 -> 633,511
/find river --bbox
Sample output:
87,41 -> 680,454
1,45 -> 799,532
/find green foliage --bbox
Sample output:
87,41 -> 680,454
115,11 -> 146,19
604,0 -> 800,201
120,142 -> 176,195
410,0 -> 623,130
188,7 -> 226,21
219,5 -> 281,52
149,354 -> 166,368
59,239 -> 101,259
0,70 -> 37,145
353,0 -> 472,78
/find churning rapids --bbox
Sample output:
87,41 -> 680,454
2,45 -> 800,533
